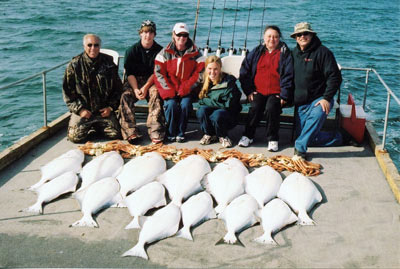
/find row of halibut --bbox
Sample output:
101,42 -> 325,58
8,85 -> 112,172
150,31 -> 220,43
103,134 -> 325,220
23,149 -> 323,260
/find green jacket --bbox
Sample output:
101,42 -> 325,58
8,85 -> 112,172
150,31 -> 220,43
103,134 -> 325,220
62,52 -> 123,114
198,73 -> 242,115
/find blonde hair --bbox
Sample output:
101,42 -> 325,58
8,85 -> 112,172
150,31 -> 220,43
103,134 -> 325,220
199,55 -> 222,99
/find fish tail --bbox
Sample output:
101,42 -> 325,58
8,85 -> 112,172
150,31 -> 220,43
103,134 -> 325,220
176,226 -> 193,241
254,232 -> 277,245
21,201 -> 43,214
70,214 -> 98,228
297,211 -> 315,226
121,243 -> 148,260
215,233 -> 244,247
125,216 -> 140,230
28,178 -> 47,191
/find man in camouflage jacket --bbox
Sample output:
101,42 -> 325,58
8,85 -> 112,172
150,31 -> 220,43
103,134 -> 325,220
62,34 -> 123,143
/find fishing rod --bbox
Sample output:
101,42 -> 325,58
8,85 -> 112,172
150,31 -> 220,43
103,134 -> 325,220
228,0 -> 240,56
259,0 -> 267,44
203,0 -> 216,57
216,0 -> 227,57
240,0 -> 252,56
192,0 -> 201,43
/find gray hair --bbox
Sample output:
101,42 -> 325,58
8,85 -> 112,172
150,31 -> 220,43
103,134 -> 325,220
83,34 -> 102,46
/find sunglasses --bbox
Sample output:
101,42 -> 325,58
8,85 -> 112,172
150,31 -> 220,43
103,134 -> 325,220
87,43 -> 99,48
295,32 -> 311,38
176,33 -> 189,38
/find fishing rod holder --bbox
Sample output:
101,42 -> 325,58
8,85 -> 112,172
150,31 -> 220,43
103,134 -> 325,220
215,47 -> 225,57
239,48 -> 248,56
227,48 -> 237,56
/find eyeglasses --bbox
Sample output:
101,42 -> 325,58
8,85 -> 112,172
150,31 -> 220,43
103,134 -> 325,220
87,43 -> 99,48
295,32 -> 311,38
176,33 -> 189,38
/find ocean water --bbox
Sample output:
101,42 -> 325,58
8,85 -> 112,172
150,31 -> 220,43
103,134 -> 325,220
0,0 -> 399,169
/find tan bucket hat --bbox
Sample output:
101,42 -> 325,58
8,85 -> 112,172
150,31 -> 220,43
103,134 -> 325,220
290,22 -> 317,38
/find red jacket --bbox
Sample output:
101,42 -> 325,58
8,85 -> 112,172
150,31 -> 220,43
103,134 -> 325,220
154,40 -> 204,100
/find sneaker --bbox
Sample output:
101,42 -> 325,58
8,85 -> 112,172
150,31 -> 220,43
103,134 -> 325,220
219,136 -> 232,148
200,134 -> 217,145
176,136 -> 185,143
293,148 -> 306,160
238,136 -> 253,147
167,136 -> 176,142
267,141 -> 279,152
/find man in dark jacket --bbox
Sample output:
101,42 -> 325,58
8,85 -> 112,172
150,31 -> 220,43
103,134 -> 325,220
291,22 -> 343,159
63,34 -> 123,143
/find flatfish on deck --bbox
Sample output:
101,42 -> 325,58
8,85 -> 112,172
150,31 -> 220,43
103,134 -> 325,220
124,181 -> 167,229
22,171 -> 79,214
217,194 -> 259,245
117,152 -> 166,197
122,203 -> 181,260
254,198 -> 298,245
176,191 -> 216,240
157,155 -> 211,206
277,172 -> 322,225
78,151 -> 123,191
245,165 -> 282,208
71,176 -> 122,228
28,149 -> 84,190
203,158 -> 248,214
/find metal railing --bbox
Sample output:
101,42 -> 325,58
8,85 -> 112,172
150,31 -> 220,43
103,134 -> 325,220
0,60 -> 398,150
340,67 -> 400,149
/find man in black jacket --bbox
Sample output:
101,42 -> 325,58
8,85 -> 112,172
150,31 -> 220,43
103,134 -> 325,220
291,22 -> 343,159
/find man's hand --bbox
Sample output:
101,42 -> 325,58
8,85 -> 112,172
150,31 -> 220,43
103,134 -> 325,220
247,92 -> 257,102
79,109 -> 92,119
140,86 -> 149,99
99,107 -> 112,118
133,88 -> 144,100
315,99 -> 331,115
277,95 -> 287,107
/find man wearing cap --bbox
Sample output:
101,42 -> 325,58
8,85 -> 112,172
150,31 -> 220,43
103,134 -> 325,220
63,34 -> 123,143
291,22 -> 343,159
154,22 -> 204,143
120,20 -> 165,144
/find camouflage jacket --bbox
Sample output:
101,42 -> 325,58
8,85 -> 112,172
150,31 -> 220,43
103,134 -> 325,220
62,52 -> 123,114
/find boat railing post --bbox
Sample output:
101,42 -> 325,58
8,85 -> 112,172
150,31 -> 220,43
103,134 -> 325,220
363,69 -> 370,110
382,92 -> 391,150
42,72 -> 48,127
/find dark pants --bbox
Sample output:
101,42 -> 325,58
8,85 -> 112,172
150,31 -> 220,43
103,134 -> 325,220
243,93 -> 281,141
196,106 -> 235,138
67,112 -> 121,143
163,96 -> 193,138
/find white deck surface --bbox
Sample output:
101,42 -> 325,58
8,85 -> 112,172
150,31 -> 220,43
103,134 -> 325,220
0,122 -> 399,268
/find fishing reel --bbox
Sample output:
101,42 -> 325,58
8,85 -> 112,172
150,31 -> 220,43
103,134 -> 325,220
227,47 -> 237,56
215,46 -> 225,57
239,47 -> 249,56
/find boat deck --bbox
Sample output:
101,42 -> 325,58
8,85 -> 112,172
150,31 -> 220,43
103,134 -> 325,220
0,117 -> 399,268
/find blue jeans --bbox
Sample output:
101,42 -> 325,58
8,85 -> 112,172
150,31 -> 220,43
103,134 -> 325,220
196,106 -> 235,138
163,96 -> 192,138
295,97 -> 342,153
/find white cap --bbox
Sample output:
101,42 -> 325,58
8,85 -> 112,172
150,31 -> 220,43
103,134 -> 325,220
173,23 -> 189,34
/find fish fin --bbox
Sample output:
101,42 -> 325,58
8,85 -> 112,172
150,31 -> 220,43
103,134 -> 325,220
154,197 -> 167,208
121,244 -> 148,260
254,233 -> 277,245
72,187 -> 87,208
176,226 -> 193,241
138,216 -> 147,228
207,209 -> 217,219
28,178 -> 48,191
110,200 -> 127,208
215,204 -> 227,215
125,216 -> 140,230
21,201 -> 43,215
70,214 -> 98,228
297,211 -> 315,226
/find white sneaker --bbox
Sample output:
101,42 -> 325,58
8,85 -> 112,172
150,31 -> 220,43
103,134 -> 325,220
219,137 -> 232,148
267,141 -> 279,152
238,136 -> 253,147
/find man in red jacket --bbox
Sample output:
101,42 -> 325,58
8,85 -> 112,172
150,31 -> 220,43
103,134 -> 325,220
154,22 -> 204,142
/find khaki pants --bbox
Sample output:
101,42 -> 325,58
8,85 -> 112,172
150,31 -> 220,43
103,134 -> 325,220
119,77 -> 165,141
67,112 -> 121,143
